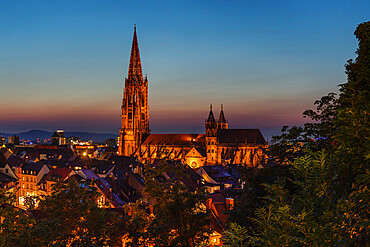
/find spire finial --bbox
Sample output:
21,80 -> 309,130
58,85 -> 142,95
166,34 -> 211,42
210,103 -> 212,111
134,24 -> 136,31
221,104 -> 223,111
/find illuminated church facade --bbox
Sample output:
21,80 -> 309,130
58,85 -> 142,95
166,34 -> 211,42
119,27 -> 267,168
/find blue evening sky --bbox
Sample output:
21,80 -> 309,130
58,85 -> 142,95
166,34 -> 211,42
0,0 -> 368,138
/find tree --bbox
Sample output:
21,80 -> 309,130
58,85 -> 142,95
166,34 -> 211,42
333,21 -> 370,196
221,222 -> 249,246
141,161 -> 211,246
0,189 -> 35,247
267,92 -> 338,166
224,21 -> 370,246
30,179 -> 124,246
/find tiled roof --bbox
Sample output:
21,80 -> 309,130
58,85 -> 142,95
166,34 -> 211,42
217,129 -> 267,145
142,134 -> 205,146
193,147 -> 206,157
201,165 -> 238,186
13,146 -> 76,161
93,161 -> 115,175
0,172 -> 17,185
45,167 -> 73,181
0,152 -> 8,168
7,155 -> 22,167
75,169 -> 100,180
108,155 -> 136,170
21,163 -> 45,173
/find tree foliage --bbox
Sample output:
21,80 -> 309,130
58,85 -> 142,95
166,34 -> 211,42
124,161 -> 211,246
26,180 -> 124,246
0,189 -> 35,247
268,92 -> 338,166
225,21 -> 370,246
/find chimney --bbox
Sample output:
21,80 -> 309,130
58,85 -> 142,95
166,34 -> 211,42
226,198 -> 234,210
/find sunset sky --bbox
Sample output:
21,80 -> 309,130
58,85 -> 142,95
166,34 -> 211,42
1,0 -> 369,138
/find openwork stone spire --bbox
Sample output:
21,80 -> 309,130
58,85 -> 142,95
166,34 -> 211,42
128,25 -> 143,82
119,25 -> 149,156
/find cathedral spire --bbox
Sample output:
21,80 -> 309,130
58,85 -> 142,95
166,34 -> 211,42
128,24 -> 143,81
218,104 -> 226,123
207,104 -> 216,122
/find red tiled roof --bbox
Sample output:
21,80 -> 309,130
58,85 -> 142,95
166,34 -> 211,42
142,134 -> 205,146
45,167 -> 73,181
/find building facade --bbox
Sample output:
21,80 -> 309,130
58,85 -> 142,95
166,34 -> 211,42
119,27 -> 267,168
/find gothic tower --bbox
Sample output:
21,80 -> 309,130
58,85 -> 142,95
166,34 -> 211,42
205,104 -> 217,165
217,104 -> 228,129
119,26 -> 150,156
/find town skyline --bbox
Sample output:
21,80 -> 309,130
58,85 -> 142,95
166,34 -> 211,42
1,0 -> 369,138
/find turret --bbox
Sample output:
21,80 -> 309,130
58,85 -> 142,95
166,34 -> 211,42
217,104 -> 228,129
205,104 -> 217,137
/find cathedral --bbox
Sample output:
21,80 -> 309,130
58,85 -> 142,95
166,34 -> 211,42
119,27 -> 267,168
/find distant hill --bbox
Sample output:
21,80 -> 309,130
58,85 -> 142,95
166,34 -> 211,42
19,130 -> 52,140
64,132 -> 117,142
0,130 -> 117,143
